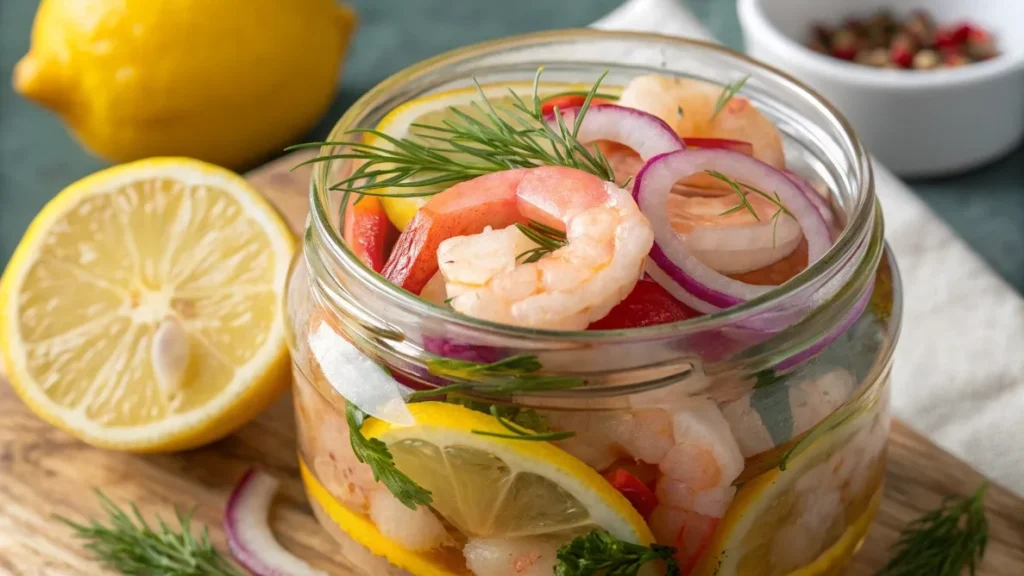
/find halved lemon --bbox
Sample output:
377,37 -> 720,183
369,82 -> 618,231
0,158 -> 295,452
303,401 -> 653,575
695,410 -> 886,576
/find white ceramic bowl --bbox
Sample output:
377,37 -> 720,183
738,0 -> 1024,177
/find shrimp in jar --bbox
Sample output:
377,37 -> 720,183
368,486 -> 454,551
648,396 -> 745,570
544,407 -> 676,470
618,74 -> 785,169
431,166 -> 653,330
463,537 -> 563,576
294,375 -> 377,513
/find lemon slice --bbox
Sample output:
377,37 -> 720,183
303,401 -> 653,575
370,82 -> 617,231
696,410 -> 887,576
0,158 -> 295,452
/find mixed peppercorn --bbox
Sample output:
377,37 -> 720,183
808,9 -> 998,70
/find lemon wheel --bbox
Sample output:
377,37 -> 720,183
695,410 -> 887,576
0,158 -> 296,451
302,401 -> 653,575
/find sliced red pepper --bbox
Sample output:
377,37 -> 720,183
603,468 -> 659,519
343,195 -> 399,273
684,137 -> 754,157
675,515 -> 719,575
588,279 -> 702,330
604,459 -> 659,491
540,93 -> 614,116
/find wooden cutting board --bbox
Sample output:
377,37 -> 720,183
1,151 -> 1022,575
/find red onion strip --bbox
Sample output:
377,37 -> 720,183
784,169 -> 836,233
546,104 -> 684,160
634,149 -> 832,309
225,469 -> 327,576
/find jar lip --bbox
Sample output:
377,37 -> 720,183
310,28 -> 877,341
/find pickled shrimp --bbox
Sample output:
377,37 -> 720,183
665,192 -> 801,275
463,537 -> 563,576
545,407 -> 676,470
649,397 -> 745,569
294,377 -> 377,513
368,486 -> 453,551
618,74 -> 785,169
433,166 -> 653,330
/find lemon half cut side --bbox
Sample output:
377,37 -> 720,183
0,158 -> 296,452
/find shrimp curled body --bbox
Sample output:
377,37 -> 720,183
437,166 -> 653,330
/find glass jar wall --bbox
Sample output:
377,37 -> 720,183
284,30 -> 901,576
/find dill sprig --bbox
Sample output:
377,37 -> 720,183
705,170 -> 794,247
412,353 -> 585,396
346,402 -> 433,509
555,530 -> 680,575
710,75 -> 750,120
471,404 -> 576,442
877,483 -> 989,576
291,67 -> 616,207
57,492 -> 244,576
516,220 -> 568,263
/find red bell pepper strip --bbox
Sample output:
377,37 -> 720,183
540,93 -> 614,116
343,195 -> 399,273
676,515 -> 719,575
588,279 -> 702,330
684,137 -> 754,157
604,468 -> 659,519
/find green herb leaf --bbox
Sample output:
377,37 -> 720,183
413,354 -> 585,397
471,404 -> 575,442
877,484 -> 989,576
555,530 -> 680,575
711,75 -> 750,121
707,170 -> 760,222
345,402 -> 432,509
705,170 -> 794,249
516,220 -> 568,263
346,355 -> 583,509
57,492 -> 245,576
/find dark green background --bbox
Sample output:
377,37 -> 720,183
1,0 -> 1021,291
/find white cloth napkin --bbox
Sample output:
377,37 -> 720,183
593,0 -> 1024,497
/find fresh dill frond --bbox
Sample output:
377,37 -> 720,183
705,170 -> 794,248
516,220 -> 568,263
57,492 -> 245,576
414,354 -> 585,396
470,404 -> 575,442
877,483 -> 989,576
711,75 -> 750,120
291,67 -> 616,203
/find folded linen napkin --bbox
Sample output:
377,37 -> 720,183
593,0 -> 1024,497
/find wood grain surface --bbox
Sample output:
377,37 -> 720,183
1,151 -> 1022,575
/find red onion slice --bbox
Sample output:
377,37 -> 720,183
226,469 -> 327,576
634,149 -> 832,309
546,104 -> 684,160
665,193 -> 803,274
784,169 -> 836,232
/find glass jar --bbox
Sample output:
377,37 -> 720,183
285,30 -> 901,576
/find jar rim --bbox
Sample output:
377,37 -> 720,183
308,28 -> 878,342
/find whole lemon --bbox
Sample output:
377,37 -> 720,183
13,0 -> 356,169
